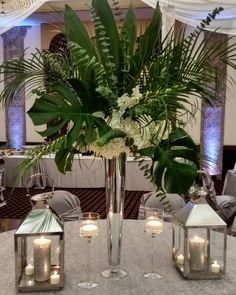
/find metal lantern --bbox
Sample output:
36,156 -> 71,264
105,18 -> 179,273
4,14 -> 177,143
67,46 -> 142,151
14,192 -> 64,292
172,200 -> 227,280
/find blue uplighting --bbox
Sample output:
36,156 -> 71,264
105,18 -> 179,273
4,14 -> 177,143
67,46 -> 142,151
7,106 -> 25,150
202,107 -> 223,175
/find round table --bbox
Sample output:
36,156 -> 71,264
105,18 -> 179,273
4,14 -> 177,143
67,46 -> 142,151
0,220 -> 236,294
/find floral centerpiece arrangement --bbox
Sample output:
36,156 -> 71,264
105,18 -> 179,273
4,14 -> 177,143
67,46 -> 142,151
1,0 -> 236,194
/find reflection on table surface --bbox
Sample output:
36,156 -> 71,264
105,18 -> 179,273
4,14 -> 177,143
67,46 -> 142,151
0,220 -> 236,295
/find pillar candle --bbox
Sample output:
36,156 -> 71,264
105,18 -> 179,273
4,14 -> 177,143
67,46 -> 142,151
34,236 -> 51,281
189,236 -> 206,271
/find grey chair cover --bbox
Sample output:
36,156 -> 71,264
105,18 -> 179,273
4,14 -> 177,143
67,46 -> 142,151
26,173 -> 82,222
198,169 -> 236,234
138,191 -> 185,221
48,190 -> 82,222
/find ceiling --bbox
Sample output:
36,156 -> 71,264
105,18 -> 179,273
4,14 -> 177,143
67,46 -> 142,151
37,0 -> 148,13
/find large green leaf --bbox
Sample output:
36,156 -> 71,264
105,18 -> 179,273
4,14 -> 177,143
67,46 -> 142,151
127,1 -> 162,88
92,0 -> 122,77
120,4 -> 137,58
64,5 -> 97,59
68,79 -> 109,114
27,81 -> 111,147
139,128 -> 198,194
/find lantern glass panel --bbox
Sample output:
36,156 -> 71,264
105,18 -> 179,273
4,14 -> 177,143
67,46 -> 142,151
15,233 -> 64,292
173,222 -> 185,265
208,228 -> 226,272
15,195 -> 64,292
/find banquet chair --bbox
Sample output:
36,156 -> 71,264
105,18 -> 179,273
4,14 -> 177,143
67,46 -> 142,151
198,169 -> 236,235
138,191 -> 185,221
26,173 -> 82,222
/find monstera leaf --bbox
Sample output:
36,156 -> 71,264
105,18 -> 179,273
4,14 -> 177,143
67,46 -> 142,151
139,128 -> 198,194
27,81 -> 112,172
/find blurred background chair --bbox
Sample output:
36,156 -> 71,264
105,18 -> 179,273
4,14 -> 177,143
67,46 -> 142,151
138,191 -> 185,221
26,173 -> 82,221
197,169 -> 236,235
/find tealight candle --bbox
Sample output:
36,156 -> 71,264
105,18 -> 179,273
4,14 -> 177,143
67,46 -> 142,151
210,260 -> 221,273
55,246 -> 60,254
50,271 -> 60,285
145,217 -> 163,235
26,279 -> 34,286
25,263 -> 34,276
176,254 -> 184,265
80,223 -> 99,238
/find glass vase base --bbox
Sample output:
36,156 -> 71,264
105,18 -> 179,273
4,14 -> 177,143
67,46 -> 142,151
101,268 -> 128,280
78,281 -> 98,289
143,272 -> 162,279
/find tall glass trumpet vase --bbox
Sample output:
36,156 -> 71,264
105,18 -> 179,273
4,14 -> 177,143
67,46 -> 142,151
144,208 -> 164,279
78,212 -> 100,289
101,153 -> 128,280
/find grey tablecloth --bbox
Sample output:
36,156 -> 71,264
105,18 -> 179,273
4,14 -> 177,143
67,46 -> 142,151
0,221 -> 236,295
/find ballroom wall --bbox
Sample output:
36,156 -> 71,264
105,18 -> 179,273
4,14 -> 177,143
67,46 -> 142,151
224,36 -> 236,145
0,26 -> 45,144
0,25 -> 236,145
24,25 -> 46,143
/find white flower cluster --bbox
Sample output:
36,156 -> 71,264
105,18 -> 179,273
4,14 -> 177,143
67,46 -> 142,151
91,86 -> 154,158
89,138 -> 130,159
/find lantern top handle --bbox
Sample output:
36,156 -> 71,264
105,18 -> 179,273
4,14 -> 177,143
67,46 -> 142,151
26,173 -> 54,202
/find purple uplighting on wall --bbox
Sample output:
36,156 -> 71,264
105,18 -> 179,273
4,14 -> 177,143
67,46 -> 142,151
202,107 -> 224,175
6,106 -> 25,150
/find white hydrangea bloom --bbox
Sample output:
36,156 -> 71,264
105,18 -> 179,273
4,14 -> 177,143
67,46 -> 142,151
89,138 -> 130,159
90,86 -> 154,156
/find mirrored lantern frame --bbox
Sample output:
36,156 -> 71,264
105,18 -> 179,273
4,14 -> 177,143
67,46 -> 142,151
14,202 -> 64,292
172,203 -> 227,280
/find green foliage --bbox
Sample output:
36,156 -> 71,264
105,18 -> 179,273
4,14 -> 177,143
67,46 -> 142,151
1,1 -> 236,193
139,128 -> 198,193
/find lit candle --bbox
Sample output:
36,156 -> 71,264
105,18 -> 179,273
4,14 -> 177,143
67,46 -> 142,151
189,236 -> 206,271
145,217 -> 163,235
26,279 -> 34,286
25,263 -> 34,276
55,246 -> 60,254
50,271 -> 60,285
80,223 -> 99,238
34,236 -> 51,282
210,260 -> 221,273
176,254 -> 184,265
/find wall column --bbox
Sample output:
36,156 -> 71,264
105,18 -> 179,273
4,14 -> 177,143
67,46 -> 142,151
201,32 -> 227,176
1,26 -> 29,149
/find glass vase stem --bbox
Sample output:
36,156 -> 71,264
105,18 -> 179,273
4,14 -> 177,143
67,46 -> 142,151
87,240 -> 91,284
151,235 -> 155,274
101,153 -> 128,279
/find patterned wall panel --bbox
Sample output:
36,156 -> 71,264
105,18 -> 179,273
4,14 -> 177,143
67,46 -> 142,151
201,31 -> 228,176
1,26 -> 29,149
